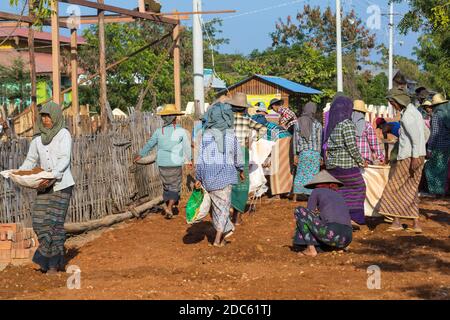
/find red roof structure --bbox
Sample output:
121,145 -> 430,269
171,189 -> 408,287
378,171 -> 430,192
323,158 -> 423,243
0,27 -> 86,45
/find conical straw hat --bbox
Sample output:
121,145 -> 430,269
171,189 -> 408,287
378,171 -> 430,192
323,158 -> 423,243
304,170 -> 344,189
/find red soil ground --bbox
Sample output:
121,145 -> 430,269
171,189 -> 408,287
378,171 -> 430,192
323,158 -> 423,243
0,197 -> 449,300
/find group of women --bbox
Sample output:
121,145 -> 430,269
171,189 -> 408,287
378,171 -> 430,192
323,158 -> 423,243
17,86 -> 448,273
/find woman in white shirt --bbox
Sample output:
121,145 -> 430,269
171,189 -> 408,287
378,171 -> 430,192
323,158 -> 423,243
20,101 -> 74,274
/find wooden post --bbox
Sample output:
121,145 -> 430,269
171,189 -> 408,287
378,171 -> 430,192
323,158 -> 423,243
173,19 -> 181,111
51,0 -> 61,104
28,0 -> 37,121
138,0 -> 146,12
98,0 -> 108,131
71,28 -> 80,136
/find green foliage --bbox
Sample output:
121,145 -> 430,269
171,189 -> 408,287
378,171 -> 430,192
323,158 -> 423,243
393,0 -> 450,94
9,0 -> 52,25
271,5 -> 376,58
356,72 -> 388,105
79,21 -> 177,112
0,58 -> 31,111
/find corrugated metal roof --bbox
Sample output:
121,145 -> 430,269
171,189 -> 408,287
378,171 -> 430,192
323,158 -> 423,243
255,74 -> 322,94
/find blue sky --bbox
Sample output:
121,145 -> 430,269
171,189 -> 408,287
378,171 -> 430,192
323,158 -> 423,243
2,0 -> 420,61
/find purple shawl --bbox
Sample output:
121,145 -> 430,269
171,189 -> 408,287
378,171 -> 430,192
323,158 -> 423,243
323,96 -> 354,145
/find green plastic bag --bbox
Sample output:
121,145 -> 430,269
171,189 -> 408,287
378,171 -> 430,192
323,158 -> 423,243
186,189 -> 204,224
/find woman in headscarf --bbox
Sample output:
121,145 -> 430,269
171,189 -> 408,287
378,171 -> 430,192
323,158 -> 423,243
352,100 -> 385,164
293,102 -> 323,200
324,96 -> 368,226
195,103 -> 244,247
134,104 -> 192,219
19,101 -> 75,274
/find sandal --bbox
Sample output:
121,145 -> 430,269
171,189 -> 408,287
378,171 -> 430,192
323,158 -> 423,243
223,230 -> 234,242
213,241 -> 225,248
386,225 -> 403,232
164,210 -> 174,219
405,227 -> 423,234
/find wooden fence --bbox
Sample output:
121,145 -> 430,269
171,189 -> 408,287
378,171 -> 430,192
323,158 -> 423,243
0,111 -> 194,227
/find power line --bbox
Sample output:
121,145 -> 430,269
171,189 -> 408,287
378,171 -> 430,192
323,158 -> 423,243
0,0 -> 28,47
203,0 -> 308,24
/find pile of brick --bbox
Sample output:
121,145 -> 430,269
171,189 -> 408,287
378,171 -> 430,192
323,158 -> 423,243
0,223 -> 39,265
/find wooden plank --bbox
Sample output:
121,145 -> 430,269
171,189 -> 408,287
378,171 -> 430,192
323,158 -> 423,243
59,14 -> 136,25
0,11 -> 67,28
51,0 -> 61,104
28,1 -> 37,127
173,21 -> 181,111
71,28 -> 80,136
57,0 -> 178,25
98,0 -> 108,132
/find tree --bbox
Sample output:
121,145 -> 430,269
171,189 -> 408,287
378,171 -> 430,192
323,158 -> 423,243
271,5 -> 376,58
267,5 -> 378,103
393,0 -> 450,94
230,44 -> 336,109
0,58 -> 31,113
78,19 -> 230,112
356,72 -> 388,105
9,0 -> 52,25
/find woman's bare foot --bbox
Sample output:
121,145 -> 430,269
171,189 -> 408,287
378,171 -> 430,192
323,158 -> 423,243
299,245 -> 318,257
46,267 -> 58,275
213,241 -> 225,247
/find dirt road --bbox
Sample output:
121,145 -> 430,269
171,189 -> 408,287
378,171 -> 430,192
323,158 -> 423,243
0,197 -> 449,300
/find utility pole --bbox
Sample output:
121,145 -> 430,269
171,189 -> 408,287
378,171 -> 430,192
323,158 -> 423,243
336,0 -> 343,92
50,0 -> 61,104
98,0 -> 108,131
193,0 -> 205,114
388,1 -> 394,90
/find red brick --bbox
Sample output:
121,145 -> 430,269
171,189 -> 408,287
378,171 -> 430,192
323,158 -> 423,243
14,249 -> 29,259
0,249 -> 11,260
12,231 -> 25,242
0,241 -> 12,250
0,231 -> 6,241
0,223 -> 17,233
13,240 -> 32,249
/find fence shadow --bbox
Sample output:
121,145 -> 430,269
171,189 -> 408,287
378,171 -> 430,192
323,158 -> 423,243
420,208 -> 450,226
401,284 -> 450,300
352,235 -> 450,276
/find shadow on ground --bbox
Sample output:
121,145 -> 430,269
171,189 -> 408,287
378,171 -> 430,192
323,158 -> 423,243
353,235 -> 450,276
183,221 -> 215,245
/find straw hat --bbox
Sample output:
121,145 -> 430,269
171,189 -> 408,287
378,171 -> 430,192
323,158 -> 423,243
353,100 -> 368,113
157,104 -> 185,116
421,100 -> 432,108
431,93 -> 449,107
226,92 -> 251,108
304,170 -> 344,189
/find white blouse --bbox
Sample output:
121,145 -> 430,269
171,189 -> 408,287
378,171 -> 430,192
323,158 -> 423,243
20,128 -> 75,192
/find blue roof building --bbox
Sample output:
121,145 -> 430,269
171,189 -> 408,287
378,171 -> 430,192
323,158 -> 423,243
218,74 -> 322,108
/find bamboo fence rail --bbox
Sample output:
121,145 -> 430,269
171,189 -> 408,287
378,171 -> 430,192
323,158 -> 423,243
0,112 -> 194,227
